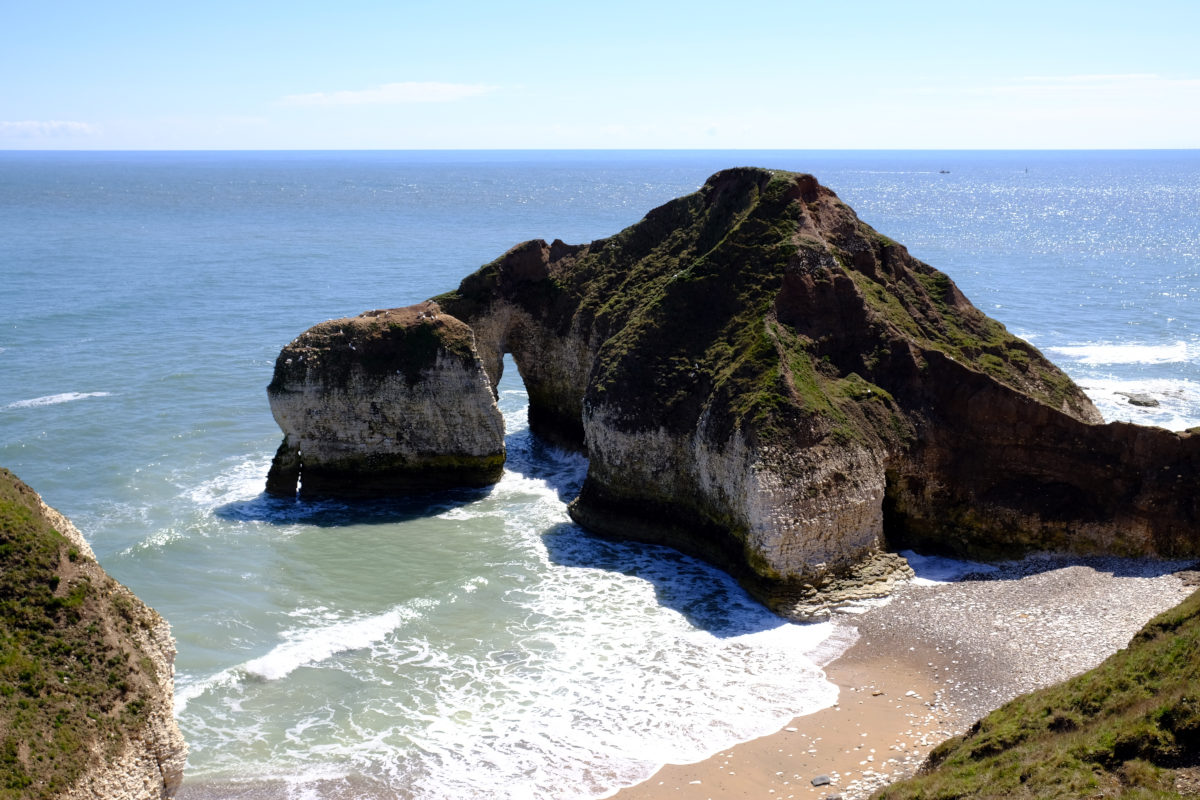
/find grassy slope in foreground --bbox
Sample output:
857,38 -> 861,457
0,468 -> 162,800
875,588 -> 1200,799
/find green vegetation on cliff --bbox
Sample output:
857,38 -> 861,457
429,167 -> 1116,595
0,469 -> 160,800
274,166 -> 1196,613
269,303 -> 480,393
437,167 -> 1091,453
876,588 -> 1200,799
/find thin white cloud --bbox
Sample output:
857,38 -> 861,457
1022,73 -> 1164,83
906,73 -> 1200,99
0,120 -> 99,137
981,73 -> 1200,97
280,81 -> 494,106
890,72 -> 1200,147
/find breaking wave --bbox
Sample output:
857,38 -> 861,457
1048,340 -> 1196,366
3,391 -> 111,409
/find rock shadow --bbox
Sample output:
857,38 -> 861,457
901,548 -> 1199,584
502,426 -> 587,505
214,483 -> 495,527
215,425 -> 576,528
539,522 -> 805,639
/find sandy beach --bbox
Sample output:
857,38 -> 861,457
613,555 -> 1196,800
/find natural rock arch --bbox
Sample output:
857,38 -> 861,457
266,169 -> 1200,618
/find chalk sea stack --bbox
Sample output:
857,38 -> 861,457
266,168 -> 1200,618
0,468 -> 186,799
266,301 -> 506,497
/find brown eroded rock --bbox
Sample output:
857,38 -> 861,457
266,169 -> 1200,617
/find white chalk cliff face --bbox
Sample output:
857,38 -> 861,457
266,169 -> 1199,618
266,302 -> 505,497
571,407 -> 907,617
60,597 -> 186,800
46,506 -> 187,800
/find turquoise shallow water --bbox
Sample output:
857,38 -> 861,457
1,151 -> 1198,799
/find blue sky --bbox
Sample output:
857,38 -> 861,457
3,0 -> 1199,149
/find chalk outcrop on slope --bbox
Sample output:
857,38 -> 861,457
0,468 -> 186,800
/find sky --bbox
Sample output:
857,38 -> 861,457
3,0 -> 1199,150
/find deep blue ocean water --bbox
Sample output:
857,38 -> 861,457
1,151 -> 1197,799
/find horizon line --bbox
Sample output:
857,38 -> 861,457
2,146 -> 1198,153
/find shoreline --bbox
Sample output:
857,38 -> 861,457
173,556 -> 1196,800
610,633 -> 955,800
612,555 -> 1195,800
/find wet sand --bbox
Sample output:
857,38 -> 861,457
610,638 -> 953,800
612,556 -> 1195,800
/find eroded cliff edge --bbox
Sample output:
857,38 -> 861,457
266,168 -> 1199,618
0,468 -> 186,799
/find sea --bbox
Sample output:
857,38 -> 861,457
2,150 -> 1198,799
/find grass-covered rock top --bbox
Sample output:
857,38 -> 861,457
0,468 -> 166,799
436,167 -> 1099,449
269,301 -> 479,392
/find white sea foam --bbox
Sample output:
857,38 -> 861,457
384,587 -> 845,799
177,602 -> 435,714
184,456 -> 273,509
436,506 -> 502,521
460,576 -> 488,594
177,447 -> 851,798
1048,340 -> 1195,366
172,373 -> 853,797
902,549 -> 1000,585
242,603 -> 425,681
175,667 -> 241,715
127,527 -> 185,554
387,507 -> 849,798
3,391 -> 111,409
1078,377 -> 1200,431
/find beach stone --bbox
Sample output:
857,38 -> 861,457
812,774 -> 832,786
1176,566 -> 1200,586
1118,391 -> 1160,407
